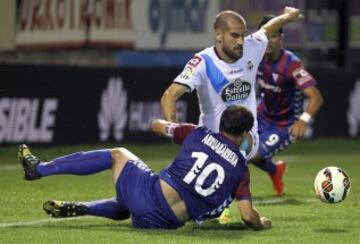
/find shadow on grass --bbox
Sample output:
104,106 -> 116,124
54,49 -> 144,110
253,196 -> 309,206
8,219 -> 254,240
313,228 -> 348,233
9,221 -> 133,232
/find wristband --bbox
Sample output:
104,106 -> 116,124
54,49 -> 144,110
299,112 -> 311,123
165,123 -> 178,138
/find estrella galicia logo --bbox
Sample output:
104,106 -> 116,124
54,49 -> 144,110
221,79 -> 251,102
98,77 -> 128,141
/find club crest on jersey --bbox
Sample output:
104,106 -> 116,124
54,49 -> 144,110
246,61 -> 254,71
221,79 -> 251,102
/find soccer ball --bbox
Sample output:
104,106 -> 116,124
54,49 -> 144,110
313,166 -> 351,203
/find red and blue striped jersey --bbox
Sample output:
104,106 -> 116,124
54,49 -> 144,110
257,49 -> 316,127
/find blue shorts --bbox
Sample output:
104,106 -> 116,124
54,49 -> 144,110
115,160 -> 184,229
258,120 -> 295,159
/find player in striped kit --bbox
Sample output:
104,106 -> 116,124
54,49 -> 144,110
251,15 -> 324,196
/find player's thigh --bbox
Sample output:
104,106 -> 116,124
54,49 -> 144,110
111,147 -> 140,183
258,128 -> 294,159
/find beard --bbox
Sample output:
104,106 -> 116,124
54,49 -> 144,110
223,45 -> 243,61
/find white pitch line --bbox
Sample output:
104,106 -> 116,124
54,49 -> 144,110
0,198 -> 321,228
0,165 -> 21,170
0,216 -> 91,228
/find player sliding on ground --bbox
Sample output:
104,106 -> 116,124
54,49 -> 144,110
19,105 -> 271,230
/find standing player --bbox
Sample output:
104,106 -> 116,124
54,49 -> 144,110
251,15 -> 324,196
19,105 -> 271,230
161,7 -> 304,163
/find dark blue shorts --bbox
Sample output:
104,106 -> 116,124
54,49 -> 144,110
258,121 -> 295,159
115,160 -> 184,229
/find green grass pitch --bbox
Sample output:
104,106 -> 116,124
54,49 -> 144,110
0,139 -> 359,243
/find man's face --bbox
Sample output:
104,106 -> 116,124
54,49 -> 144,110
220,21 -> 247,61
265,31 -> 282,56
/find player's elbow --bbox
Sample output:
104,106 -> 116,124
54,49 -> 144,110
312,90 -> 324,112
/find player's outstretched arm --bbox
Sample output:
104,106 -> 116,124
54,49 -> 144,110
238,200 -> 272,230
289,86 -> 324,138
260,6 -> 303,35
160,83 -> 188,122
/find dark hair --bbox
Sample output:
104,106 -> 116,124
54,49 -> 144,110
258,15 -> 283,34
219,105 -> 254,137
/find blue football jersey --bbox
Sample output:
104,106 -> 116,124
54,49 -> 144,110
159,127 -> 249,223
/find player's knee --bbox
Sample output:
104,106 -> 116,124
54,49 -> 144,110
111,147 -> 139,165
111,147 -> 127,163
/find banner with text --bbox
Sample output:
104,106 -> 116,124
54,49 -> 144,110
16,0 -> 135,48
0,64 -> 198,145
15,0 -> 219,49
1,64 -> 359,145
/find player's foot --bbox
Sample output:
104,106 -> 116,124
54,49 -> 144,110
43,200 -> 88,218
270,161 -> 288,196
217,208 -> 232,224
18,144 -> 42,181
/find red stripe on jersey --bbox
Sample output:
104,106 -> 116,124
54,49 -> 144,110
277,51 -> 289,75
234,168 -> 251,200
277,53 -> 290,111
173,123 -> 197,145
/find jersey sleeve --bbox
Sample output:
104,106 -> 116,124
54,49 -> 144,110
244,29 -> 268,66
173,55 -> 204,92
173,123 -> 198,145
234,167 -> 252,200
288,60 -> 317,90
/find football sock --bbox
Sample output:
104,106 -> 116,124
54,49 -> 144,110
85,198 -> 130,220
253,158 -> 276,175
36,150 -> 112,177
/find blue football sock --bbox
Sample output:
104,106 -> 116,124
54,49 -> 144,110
85,198 -> 130,220
36,149 -> 112,177
253,158 -> 276,175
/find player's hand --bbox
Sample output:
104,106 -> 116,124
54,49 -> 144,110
288,120 -> 307,138
284,6 -> 304,21
260,216 -> 272,230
